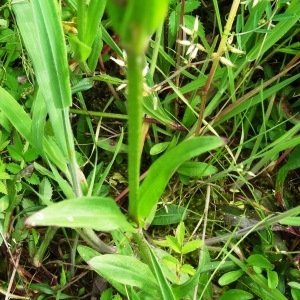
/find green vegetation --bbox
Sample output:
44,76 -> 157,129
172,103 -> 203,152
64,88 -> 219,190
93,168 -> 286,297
0,0 -> 300,298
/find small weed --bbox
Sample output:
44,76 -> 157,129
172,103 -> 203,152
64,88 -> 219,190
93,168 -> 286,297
0,0 -> 299,299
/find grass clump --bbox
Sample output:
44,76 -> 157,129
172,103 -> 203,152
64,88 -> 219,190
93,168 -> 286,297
0,0 -> 300,299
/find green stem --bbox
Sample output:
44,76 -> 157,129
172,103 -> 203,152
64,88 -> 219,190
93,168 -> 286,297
33,227 -> 58,267
127,52 -> 144,223
69,108 -> 128,120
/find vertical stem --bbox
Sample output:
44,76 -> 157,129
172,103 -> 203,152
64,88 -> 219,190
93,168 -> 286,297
174,0 -> 185,117
195,0 -> 240,135
127,52 -> 144,222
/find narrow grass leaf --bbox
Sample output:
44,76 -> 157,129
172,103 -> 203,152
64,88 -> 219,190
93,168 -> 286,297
31,0 -> 71,109
137,136 -> 224,224
247,0 -> 300,61
0,87 -> 68,174
147,245 -> 177,300
25,197 -> 136,232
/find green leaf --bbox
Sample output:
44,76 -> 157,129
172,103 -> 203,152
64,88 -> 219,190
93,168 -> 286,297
136,136 -> 224,225
175,222 -> 185,247
288,282 -> 300,290
25,197 -> 136,232
218,270 -> 244,286
150,142 -> 170,155
76,0 -> 107,61
0,195 -> 9,211
77,245 -> 100,262
177,161 -> 218,177
71,78 -> 94,94
151,205 -> 187,225
279,217 -> 300,226
12,0 -> 71,109
181,264 -> 195,275
146,244 -> 177,300
88,254 -> 158,293
181,240 -> 202,254
246,254 -> 274,270
166,235 -> 181,253
267,269 -> 279,289
219,289 -> 254,300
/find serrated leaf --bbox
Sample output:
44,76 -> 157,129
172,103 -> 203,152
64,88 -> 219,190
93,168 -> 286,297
181,264 -> 195,275
39,178 -> 53,204
23,148 -> 39,162
25,197 -> 136,232
0,172 -> 10,180
6,163 -> 20,174
181,239 -> 202,254
218,270 -> 244,286
7,145 -> 23,161
166,235 -> 182,253
25,173 -> 39,185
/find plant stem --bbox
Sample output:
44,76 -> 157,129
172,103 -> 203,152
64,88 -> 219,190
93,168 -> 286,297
127,52 -> 144,223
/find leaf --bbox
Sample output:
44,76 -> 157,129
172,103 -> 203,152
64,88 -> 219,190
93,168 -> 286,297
175,222 -> 185,247
0,195 -> 9,211
25,197 -> 136,232
136,136 -> 224,225
77,245 -> 100,262
218,270 -> 244,286
267,269 -> 279,289
39,178 -> 53,206
146,243 -> 177,300
151,204 -> 187,225
181,264 -> 195,275
150,142 -> 170,155
219,289 -> 254,300
166,236 -> 181,253
246,254 -> 274,270
181,240 -> 202,254
279,217 -> 300,226
177,161 -> 218,177
71,78 -> 94,94
247,1 -> 300,61
88,255 -> 158,293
